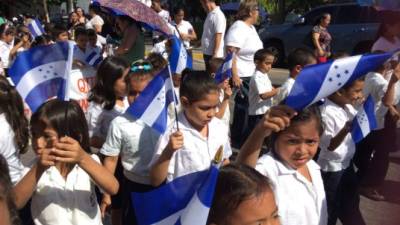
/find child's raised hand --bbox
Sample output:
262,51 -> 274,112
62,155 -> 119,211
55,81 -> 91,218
392,63 -> 400,81
166,131 -> 184,154
223,85 -> 232,100
52,136 -> 88,164
257,105 -> 297,137
37,148 -> 56,168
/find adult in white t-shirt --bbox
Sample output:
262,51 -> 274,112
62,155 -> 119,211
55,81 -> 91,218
151,0 -> 171,43
86,4 -> 104,34
172,8 -> 197,49
200,0 -> 226,72
225,0 -> 263,148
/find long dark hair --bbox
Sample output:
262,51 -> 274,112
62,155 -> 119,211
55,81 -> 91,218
207,163 -> 273,225
313,13 -> 330,26
88,56 -> 129,110
0,155 -> 21,225
0,76 -> 29,154
30,99 -> 91,153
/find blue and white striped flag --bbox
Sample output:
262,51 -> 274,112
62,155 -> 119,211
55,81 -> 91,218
214,53 -> 233,84
285,52 -> 393,110
126,67 -> 175,133
169,35 -> 192,74
132,164 -> 219,225
28,19 -> 45,38
351,95 -> 377,143
85,50 -> 103,67
9,42 -> 74,112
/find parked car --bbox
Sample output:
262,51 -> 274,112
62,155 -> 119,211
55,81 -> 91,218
259,3 -> 381,67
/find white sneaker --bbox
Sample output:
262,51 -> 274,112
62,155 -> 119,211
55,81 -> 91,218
389,151 -> 400,159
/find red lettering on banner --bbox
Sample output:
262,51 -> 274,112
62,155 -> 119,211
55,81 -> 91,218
77,99 -> 89,113
77,78 -> 90,93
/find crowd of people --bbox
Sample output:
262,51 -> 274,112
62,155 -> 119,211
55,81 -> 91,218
0,0 -> 400,225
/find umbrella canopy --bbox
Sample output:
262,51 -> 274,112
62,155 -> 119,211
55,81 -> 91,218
95,0 -> 172,35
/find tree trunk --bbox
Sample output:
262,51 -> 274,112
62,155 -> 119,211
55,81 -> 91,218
67,0 -> 74,13
43,0 -> 50,22
278,0 -> 286,23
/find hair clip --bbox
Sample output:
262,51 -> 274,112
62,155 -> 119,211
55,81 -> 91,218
130,61 -> 153,72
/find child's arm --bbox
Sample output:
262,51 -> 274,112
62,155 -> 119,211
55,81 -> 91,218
53,136 -> 119,195
100,155 -> 119,217
13,148 -> 56,209
150,131 -> 184,186
259,87 -> 279,100
237,106 -> 297,167
327,122 -> 351,151
216,86 -> 232,119
383,65 -> 400,107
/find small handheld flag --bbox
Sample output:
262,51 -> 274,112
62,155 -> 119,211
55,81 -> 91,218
8,42 -> 74,112
132,149 -> 222,225
214,53 -> 233,84
351,95 -> 377,143
285,52 -> 393,110
85,50 -> 103,67
126,68 -> 175,133
169,35 -> 192,74
28,19 -> 45,38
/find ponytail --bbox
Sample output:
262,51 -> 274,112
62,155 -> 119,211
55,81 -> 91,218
0,77 -> 29,154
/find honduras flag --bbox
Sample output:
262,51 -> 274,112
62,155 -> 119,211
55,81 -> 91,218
126,68 -> 175,133
28,19 -> 45,38
214,53 -> 233,84
169,35 -> 192,74
285,52 -> 393,110
85,49 -> 103,67
351,95 -> 377,143
8,42 -> 74,112
132,164 -> 219,225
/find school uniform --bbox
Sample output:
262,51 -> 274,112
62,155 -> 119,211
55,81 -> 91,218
31,155 -> 103,225
0,113 -> 26,185
247,70 -> 274,136
100,113 -> 161,225
318,99 -> 364,225
355,72 -> 398,189
275,77 -> 295,105
151,111 -> 232,182
255,153 -> 328,225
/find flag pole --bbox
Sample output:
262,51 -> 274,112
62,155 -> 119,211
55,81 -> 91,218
167,63 -> 180,131
63,41 -> 74,137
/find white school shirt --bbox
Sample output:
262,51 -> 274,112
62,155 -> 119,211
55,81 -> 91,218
175,20 -> 194,49
275,77 -> 295,105
318,99 -> 357,172
86,15 -> 104,30
0,40 -> 12,68
86,100 -> 128,140
248,70 -> 274,115
31,155 -> 103,225
100,114 -> 161,185
256,153 -> 328,225
0,114 -> 26,185
201,6 -> 226,58
151,112 -> 232,182
363,72 -> 389,130
225,20 -> 263,78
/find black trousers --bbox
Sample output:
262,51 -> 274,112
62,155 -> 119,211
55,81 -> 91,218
354,111 -> 397,187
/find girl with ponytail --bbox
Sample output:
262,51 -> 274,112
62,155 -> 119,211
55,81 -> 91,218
0,76 -> 29,185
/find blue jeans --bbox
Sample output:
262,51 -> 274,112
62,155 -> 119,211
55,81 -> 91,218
322,165 -> 365,225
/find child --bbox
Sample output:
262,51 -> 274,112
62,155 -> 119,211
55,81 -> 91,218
73,26 -> 89,68
13,99 -> 119,225
317,79 -> 365,225
237,105 -> 328,225
207,163 -> 279,225
275,48 -> 317,105
150,70 -> 232,186
146,52 -> 168,76
87,28 -> 102,53
0,154 -> 21,225
87,56 -> 130,149
248,49 -> 278,135
0,76 -> 29,185
354,58 -> 400,201
51,23 -> 69,42
0,24 -> 16,74
100,60 -> 160,225
208,58 -> 232,129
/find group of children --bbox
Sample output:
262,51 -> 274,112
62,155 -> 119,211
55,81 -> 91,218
1,25 -> 400,225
